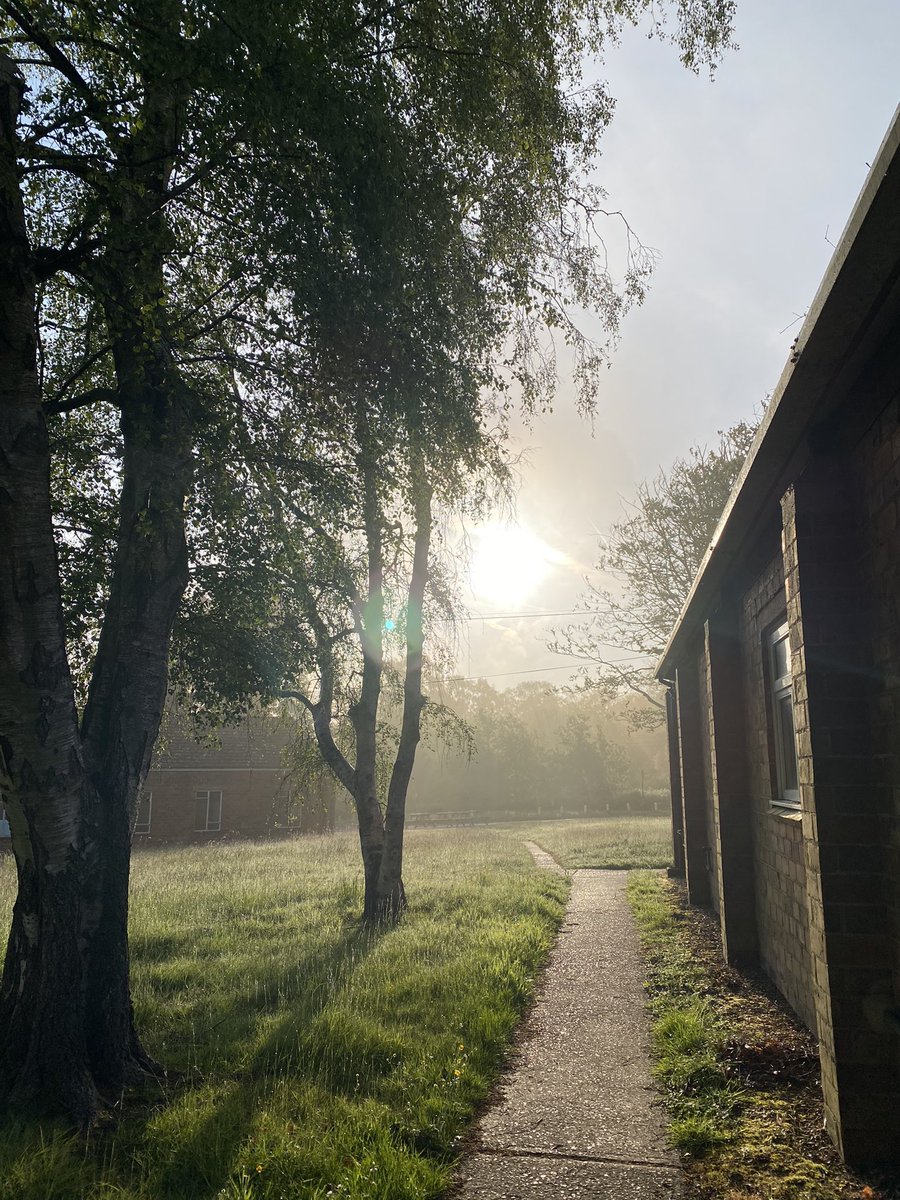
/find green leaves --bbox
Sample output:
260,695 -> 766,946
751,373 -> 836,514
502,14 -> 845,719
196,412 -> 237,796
9,0 -> 736,735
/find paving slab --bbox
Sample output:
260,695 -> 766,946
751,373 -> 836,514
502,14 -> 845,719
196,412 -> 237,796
455,1152 -> 683,1199
454,857 -> 683,1199
522,841 -> 567,875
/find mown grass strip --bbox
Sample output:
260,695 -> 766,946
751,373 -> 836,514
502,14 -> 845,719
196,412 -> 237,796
627,871 -> 740,1161
0,829 -> 568,1200
627,871 -> 893,1200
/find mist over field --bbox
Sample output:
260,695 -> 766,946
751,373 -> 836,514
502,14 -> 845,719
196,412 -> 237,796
406,681 -> 669,823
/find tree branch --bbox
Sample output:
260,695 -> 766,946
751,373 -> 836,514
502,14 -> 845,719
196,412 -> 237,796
43,386 -> 118,415
33,236 -> 102,280
1,0 -> 94,99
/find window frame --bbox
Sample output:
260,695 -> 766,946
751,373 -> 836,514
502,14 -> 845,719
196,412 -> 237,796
195,789 -> 223,833
768,621 -> 800,809
133,791 -> 152,835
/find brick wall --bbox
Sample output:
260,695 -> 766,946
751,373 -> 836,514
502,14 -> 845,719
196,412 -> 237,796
137,769 -> 294,842
676,641 -> 714,907
699,642 -> 720,918
852,389 -> 900,1027
783,433 -> 900,1163
705,601 -> 758,965
739,553 -> 817,1031
663,252 -> 900,1167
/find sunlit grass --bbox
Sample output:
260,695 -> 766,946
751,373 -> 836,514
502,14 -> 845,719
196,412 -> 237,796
0,829 -> 567,1200
627,871 -> 739,1159
508,815 -> 673,869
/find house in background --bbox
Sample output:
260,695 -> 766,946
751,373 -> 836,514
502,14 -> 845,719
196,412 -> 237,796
138,709 -> 335,843
658,108 -> 900,1167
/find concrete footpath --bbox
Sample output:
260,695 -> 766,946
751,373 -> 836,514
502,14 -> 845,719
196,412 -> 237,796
454,847 -> 683,1199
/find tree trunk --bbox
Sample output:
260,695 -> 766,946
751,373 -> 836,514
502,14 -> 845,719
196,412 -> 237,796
293,424 -> 428,924
0,53 -> 99,1121
77,334 -> 192,1087
76,68 -> 192,1089
0,51 -> 192,1116
376,451 -> 432,920
352,443 -> 390,922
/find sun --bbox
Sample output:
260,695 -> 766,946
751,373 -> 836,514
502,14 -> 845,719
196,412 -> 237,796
467,520 -> 562,608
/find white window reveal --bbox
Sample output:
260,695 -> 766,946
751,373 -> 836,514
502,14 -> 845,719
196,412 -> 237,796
195,789 -> 223,832
769,622 -> 800,808
134,791 -> 152,835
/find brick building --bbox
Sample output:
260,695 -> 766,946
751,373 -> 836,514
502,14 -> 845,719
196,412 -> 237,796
659,108 -> 900,1167
138,711 -> 335,843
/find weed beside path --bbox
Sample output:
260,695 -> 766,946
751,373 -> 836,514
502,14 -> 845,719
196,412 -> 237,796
508,815 -> 672,869
0,830 -> 567,1200
628,872 -> 898,1200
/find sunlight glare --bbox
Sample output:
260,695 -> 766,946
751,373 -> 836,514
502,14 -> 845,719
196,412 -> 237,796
467,521 -> 565,607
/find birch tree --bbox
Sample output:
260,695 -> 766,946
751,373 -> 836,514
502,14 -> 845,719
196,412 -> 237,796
0,0 -> 736,1116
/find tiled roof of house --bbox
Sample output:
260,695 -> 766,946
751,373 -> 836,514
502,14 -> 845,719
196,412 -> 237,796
151,710 -> 294,771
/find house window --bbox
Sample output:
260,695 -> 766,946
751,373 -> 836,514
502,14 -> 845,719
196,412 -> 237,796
134,792 -> 152,835
195,789 -> 222,832
769,622 -> 800,808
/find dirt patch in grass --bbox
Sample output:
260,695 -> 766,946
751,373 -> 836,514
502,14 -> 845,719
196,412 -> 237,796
629,872 -> 900,1200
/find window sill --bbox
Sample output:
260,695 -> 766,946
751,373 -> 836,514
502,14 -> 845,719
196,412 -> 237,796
768,805 -> 802,822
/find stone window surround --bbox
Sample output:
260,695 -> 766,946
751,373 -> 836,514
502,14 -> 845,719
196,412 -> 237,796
194,788 -> 223,833
766,619 -> 801,810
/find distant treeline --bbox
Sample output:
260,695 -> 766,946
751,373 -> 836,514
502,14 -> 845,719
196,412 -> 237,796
405,680 -> 670,820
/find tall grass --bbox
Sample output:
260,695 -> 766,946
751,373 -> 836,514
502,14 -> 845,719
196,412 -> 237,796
510,815 -> 673,869
0,830 -> 567,1200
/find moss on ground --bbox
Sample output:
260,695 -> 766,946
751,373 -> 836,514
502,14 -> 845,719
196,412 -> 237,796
627,872 -> 899,1200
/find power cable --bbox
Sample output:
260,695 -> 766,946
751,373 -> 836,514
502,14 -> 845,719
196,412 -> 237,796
432,654 -> 651,683
450,609 -> 608,621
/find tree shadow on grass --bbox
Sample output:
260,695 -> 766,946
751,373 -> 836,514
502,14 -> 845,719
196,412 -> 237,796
130,920 -> 391,1199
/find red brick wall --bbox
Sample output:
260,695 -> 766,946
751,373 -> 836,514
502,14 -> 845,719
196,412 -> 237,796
136,769 -> 294,842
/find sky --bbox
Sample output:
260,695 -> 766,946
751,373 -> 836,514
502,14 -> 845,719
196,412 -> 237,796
451,0 -> 900,689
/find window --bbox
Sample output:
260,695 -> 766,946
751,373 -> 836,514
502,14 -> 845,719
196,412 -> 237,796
769,622 -> 800,808
195,789 -> 222,832
134,791 -> 152,835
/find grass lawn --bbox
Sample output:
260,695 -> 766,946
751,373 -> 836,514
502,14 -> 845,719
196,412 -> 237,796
0,829 -> 567,1200
508,815 -> 673,869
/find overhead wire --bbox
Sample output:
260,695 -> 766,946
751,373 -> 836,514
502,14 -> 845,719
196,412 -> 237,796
431,652 -> 652,684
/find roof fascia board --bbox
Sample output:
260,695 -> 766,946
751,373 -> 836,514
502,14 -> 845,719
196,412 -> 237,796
657,105 -> 900,680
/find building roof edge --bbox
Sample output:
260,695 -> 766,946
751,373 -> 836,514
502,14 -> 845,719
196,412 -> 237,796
657,105 -> 900,681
